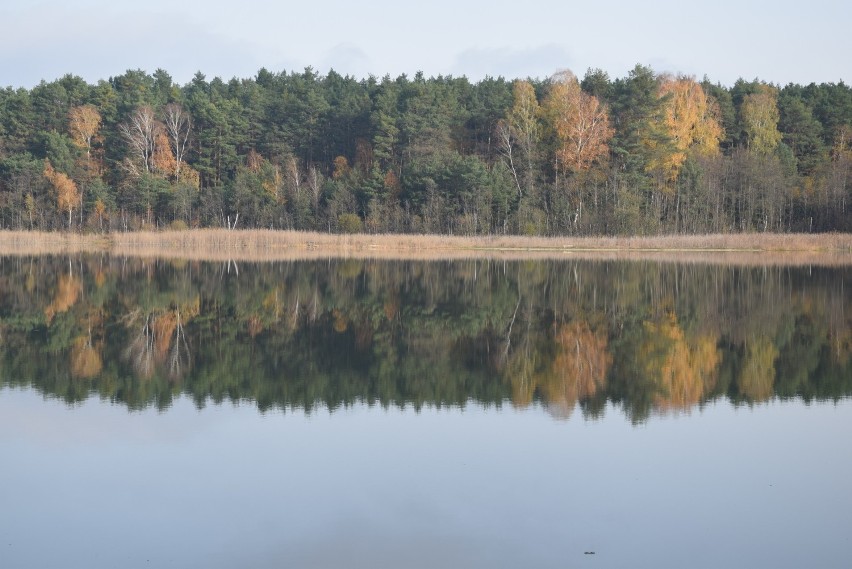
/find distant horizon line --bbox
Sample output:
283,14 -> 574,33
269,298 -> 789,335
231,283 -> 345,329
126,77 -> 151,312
5,65 -> 849,91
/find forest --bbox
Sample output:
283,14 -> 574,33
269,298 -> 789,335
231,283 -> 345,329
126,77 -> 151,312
0,65 -> 850,235
1,256 -> 849,422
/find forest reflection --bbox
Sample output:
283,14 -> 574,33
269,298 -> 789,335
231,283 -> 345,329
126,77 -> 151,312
1,255 -> 849,422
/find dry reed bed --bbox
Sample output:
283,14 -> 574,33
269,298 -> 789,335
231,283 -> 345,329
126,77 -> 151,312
0,230 -> 850,266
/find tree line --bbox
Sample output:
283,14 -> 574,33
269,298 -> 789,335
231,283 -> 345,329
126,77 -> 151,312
0,65 -> 850,235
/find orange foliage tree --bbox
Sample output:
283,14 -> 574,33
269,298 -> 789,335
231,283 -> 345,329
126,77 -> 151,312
163,102 -> 191,182
44,271 -> 81,323
152,131 -> 178,178
544,70 -> 614,174
542,320 -> 612,416
43,161 -> 81,228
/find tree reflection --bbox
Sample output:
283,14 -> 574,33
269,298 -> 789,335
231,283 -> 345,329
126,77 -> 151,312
542,320 -> 611,418
70,332 -> 102,379
123,302 -> 196,381
738,335 -> 778,402
0,256 -> 849,420
636,311 -> 720,411
44,269 -> 80,323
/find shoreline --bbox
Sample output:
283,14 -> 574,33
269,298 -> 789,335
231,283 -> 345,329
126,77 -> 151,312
1,229 -> 851,265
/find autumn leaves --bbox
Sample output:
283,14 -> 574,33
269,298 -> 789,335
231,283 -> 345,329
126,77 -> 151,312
544,70 -> 614,175
43,161 -> 80,228
507,70 -> 726,185
119,104 -> 197,184
44,102 -> 198,229
656,76 -> 724,180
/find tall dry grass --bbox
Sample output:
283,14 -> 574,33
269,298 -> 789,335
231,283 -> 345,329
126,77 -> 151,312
0,229 -> 850,265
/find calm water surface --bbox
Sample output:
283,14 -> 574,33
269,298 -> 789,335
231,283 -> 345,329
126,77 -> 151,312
0,256 -> 850,568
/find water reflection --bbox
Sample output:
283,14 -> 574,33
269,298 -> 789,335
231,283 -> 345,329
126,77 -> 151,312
1,256 -> 849,421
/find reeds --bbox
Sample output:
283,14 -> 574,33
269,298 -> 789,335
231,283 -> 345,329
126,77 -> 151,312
0,229 -> 850,265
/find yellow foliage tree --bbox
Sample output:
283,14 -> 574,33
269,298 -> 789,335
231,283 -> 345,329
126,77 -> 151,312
68,104 -> 102,168
741,84 -> 783,154
180,165 -> 201,190
657,76 -> 723,180
507,80 -> 542,197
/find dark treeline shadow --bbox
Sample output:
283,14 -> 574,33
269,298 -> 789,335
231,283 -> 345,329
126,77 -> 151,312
0,255 -> 849,422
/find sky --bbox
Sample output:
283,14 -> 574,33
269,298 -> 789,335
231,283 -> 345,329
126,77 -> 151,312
1,0 -> 849,88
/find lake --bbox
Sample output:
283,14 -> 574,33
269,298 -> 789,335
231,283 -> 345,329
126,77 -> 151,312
1,256 -> 850,568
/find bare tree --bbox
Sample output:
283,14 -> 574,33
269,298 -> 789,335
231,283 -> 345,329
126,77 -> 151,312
285,155 -> 302,198
496,119 -> 523,198
307,165 -> 322,212
119,106 -> 160,174
164,103 -> 191,182
508,80 -> 541,197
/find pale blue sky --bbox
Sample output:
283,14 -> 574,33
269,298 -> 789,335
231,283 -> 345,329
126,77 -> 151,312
1,0 -> 849,88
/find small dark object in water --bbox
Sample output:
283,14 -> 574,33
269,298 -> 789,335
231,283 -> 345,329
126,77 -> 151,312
584,551 -> 596,555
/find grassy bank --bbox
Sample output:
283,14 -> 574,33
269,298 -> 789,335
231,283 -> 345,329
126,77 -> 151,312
0,229 -> 851,264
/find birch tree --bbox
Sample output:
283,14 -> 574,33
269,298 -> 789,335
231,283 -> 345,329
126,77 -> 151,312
164,103 -> 191,182
741,84 -> 783,154
119,105 -> 160,174
544,70 -> 613,174
657,75 -> 723,180
507,80 -> 542,197
68,104 -> 101,166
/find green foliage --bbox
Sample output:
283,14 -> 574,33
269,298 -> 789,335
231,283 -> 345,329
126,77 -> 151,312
117,173 -> 171,227
39,131 -> 78,175
0,153 -> 52,228
337,212 -> 363,233
0,66 -> 850,234
230,162 -> 282,228
609,64 -> 675,176
778,93 -> 826,175
581,68 -> 612,100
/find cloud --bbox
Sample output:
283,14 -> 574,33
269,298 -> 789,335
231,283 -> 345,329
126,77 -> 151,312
0,6 -> 263,87
319,43 -> 373,78
450,44 -> 573,80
